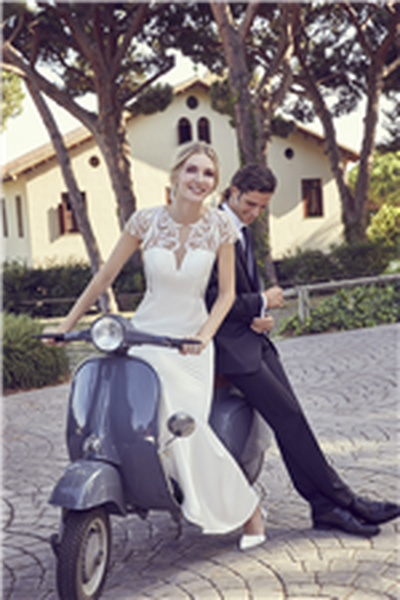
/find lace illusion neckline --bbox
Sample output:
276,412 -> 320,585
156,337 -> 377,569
164,205 -> 210,227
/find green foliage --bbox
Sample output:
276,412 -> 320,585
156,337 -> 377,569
112,261 -> 145,295
367,203 -> 400,247
1,71 -> 24,131
276,240 -> 394,286
279,283 -> 400,336
348,151 -> 400,208
329,240 -> 393,279
276,249 -> 335,285
3,313 -> 69,391
377,103 -> 400,153
3,261 -> 93,317
209,79 -> 235,126
128,83 -> 174,116
3,260 -> 145,317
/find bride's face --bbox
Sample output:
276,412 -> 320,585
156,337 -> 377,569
174,152 -> 217,204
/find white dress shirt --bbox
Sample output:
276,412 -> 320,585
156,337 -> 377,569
221,202 -> 267,313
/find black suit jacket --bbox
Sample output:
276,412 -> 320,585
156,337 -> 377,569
206,236 -> 275,375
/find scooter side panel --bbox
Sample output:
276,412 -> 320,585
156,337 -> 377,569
209,385 -> 271,483
49,459 -> 126,515
67,355 -> 161,462
67,355 -> 180,514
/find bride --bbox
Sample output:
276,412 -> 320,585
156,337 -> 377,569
45,141 -> 265,550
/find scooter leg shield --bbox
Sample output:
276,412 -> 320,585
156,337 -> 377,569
49,459 -> 126,516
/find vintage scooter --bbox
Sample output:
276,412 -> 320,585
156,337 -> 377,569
39,314 -> 270,600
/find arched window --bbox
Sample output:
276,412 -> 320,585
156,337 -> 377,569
178,118 -> 192,144
197,117 -> 211,143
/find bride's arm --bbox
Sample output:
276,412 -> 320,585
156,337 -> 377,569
45,229 -> 140,337
195,243 -> 235,348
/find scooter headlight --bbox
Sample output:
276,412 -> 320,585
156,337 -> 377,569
91,316 -> 125,352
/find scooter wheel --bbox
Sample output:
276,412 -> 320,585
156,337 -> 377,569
56,507 -> 111,600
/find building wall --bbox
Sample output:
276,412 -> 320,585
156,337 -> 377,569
2,82 -> 350,267
2,179 -> 31,265
24,138 -> 120,267
269,131 -> 344,259
127,84 -> 240,194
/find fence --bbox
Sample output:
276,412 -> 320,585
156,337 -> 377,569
282,273 -> 400,322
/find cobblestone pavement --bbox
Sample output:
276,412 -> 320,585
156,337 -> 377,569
2,324 -> 400,600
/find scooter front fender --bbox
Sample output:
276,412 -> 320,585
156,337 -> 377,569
49,460 -> 126,516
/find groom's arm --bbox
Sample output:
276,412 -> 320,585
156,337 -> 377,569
206,262 -> 263,325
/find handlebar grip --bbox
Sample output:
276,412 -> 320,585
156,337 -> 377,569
33,333 -> 66,342
166,337 -> 202,349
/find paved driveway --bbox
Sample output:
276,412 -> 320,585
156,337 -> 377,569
2,324 -> 399,599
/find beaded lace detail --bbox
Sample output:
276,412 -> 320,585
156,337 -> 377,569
125,205 -> 238,255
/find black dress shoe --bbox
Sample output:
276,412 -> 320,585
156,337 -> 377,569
350,496 -> 400,525
313,507 -> 380,537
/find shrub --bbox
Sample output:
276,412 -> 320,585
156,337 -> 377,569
329,240 -> 393,279
2,313 -> 69,391
2,260 -> 146,317
367,203 -> 400,248
279,283 -> 400,337
275,249 -> 335,286
3,261 -> 92,317
276,240 -> 394,286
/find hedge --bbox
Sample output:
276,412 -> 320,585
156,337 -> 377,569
3,260 -> 145,317
278,282 -> 400,337
275,240 -> 396,287
3,313 -> 70,391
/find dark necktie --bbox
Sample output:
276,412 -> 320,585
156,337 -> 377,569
241,225 -> 256,284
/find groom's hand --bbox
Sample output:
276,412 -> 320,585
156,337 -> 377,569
251,315 -> 275,334
263,285 -> 284,309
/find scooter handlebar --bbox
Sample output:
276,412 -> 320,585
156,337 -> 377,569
124,330 -> 201,350
34,322 -> 201,351
33,330 -> 91,343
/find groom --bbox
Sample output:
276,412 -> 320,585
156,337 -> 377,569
206,163 -> 400,536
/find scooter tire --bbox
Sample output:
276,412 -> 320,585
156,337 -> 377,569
56,507 -> 111,600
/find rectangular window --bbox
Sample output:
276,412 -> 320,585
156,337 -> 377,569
302,179 -> 323,218
1,198 -> 8,237
58,192 -> 85,234
16,195 -> 24,237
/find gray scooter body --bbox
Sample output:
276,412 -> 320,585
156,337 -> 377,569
50,354 -> 181,519
50,353 -> 270,517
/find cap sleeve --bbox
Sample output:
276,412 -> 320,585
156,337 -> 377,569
124,207 -> 155,242
217,210 -> 239,245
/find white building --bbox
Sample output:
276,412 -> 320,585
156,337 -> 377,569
1,77 -> 359,267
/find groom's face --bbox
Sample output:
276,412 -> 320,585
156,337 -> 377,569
229,187 -> 272,225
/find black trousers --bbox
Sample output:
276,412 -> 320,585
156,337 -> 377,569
227,342 -> 355,516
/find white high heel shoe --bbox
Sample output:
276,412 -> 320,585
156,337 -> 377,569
239,507 -> 267,551
239,532 -> 266,551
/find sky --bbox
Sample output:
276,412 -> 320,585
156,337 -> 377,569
1,52 -> 387,166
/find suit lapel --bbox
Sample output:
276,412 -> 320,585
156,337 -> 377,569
235,240 -> 258,292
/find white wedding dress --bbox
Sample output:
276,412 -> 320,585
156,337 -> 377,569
125,205 -> 259,534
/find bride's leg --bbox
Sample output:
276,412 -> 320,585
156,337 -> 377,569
244,504 -> 264,536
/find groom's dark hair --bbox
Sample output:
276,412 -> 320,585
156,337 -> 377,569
221,164 -> 277,203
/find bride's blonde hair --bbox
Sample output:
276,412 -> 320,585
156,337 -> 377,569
170,142 -> 220,195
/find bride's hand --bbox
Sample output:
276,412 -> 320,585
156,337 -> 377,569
41,324 -> 68,347
180,336 -> 205,355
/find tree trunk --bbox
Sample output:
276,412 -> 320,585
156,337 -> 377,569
210,2 -> 278,284
26,78 -> 116,313
210,3 -> 259,165
348,65 -> 383,241
292,16 -> 359,244
93,102 -> 136,230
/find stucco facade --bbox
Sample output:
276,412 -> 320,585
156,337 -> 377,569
1,78 -> 358,267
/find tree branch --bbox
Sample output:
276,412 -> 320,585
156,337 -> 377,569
3,42 -> 98,132
239,2 -> 260,41
122,55 -> 174,106
110,3 -> 148,79
343,3 -> 375,61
